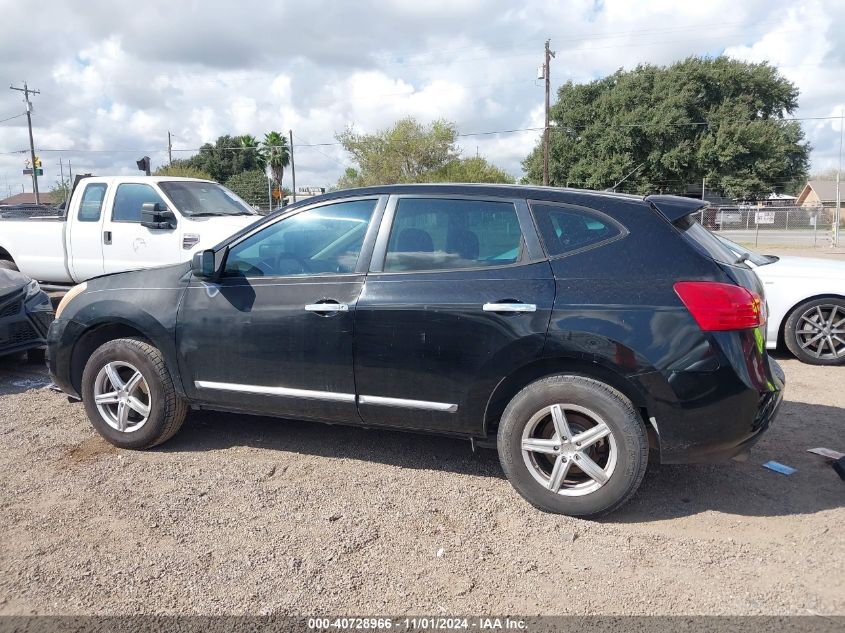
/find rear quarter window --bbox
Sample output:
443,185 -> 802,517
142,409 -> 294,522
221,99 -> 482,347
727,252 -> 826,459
674,215 -> 738,265
530,203 -> 625,257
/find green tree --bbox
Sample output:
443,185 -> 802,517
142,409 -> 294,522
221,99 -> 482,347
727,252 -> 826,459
239,135 -> 264,169
260,131 -> 290,190
224,170 -> 269,209
173,134 -> 263,182
336,117 -> 460,186
49,179 -> 71,206
431,156 -> 514,184
523,56 -> 810,199
153,164 -> 214,180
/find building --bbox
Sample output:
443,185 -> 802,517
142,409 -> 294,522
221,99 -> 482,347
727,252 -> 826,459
283,187 -> 326,206
0,192 -> 56,206
795,180 -> 840,207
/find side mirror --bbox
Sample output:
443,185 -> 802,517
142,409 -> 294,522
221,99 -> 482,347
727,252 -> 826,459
141,202 -> 177,229
191,249 -> 217,278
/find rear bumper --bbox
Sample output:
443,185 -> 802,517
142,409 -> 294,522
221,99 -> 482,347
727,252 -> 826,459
638,347 -> 785,464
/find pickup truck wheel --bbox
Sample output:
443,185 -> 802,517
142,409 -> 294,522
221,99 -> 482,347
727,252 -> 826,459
497,375 -> 648,518
784,298 -> 845,366
0,260 -> 18,271
81,337 -> 187,449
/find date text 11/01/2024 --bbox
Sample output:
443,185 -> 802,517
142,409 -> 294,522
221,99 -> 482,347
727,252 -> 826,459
307,617 -> 528,630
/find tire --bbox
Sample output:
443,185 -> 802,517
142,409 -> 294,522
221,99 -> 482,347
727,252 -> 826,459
497,375 -> 648,518
0,260 -> 18,271
81,337 -> 187,449
784,297 -> 845,366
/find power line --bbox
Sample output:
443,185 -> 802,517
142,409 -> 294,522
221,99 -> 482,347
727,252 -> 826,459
6,115 -> 841,157
0,112 -> 26,125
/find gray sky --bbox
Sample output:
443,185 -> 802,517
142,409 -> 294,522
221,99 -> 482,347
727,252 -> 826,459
1,0 -> 843,197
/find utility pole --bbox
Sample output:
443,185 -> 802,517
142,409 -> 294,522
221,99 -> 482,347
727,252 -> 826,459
10,82 -> 40,203
167,131 -> 173,165
289,129 -> 296,204
542,39 -> 555,187
835,110 -> 843,247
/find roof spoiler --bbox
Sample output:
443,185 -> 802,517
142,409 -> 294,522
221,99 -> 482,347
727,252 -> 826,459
645,195 -> 707,223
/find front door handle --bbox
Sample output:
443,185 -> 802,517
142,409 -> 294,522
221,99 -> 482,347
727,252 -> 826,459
483,302 -> 536,313
305,302 -> 349,313
103,231 -> 112,245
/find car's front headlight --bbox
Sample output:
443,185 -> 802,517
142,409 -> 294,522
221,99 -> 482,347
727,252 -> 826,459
55,282 -> 87,319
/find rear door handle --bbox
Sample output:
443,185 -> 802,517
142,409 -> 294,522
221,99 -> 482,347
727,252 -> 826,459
103,231 -> 112,245
483,302 -> 536,313
305,302 -> 349,312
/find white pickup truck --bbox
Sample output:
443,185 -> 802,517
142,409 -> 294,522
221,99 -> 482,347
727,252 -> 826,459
0,176 -> 261,285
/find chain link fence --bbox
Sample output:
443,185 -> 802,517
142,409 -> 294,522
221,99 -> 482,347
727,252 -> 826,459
692,204 -> 843,248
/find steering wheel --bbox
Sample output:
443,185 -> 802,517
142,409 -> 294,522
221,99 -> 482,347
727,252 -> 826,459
273,253 -> 312,275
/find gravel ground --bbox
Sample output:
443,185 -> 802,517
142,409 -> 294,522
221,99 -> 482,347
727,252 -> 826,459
0,245 -> 843,616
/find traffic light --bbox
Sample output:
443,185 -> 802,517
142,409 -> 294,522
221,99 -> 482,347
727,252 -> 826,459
34,156 -> 41,168
136,156 -> 151,176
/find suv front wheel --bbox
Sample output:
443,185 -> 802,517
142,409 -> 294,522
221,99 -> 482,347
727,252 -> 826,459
81,337 -> 187,449
497,375 -> 648,518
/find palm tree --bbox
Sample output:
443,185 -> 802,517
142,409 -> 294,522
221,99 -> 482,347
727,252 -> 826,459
260,131 -> 290,188
239,134 -> 263,170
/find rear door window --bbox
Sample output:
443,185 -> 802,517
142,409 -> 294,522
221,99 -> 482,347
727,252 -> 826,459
383,198 -> 523,272
531,203 -> 624,257
78,183 -> 107,222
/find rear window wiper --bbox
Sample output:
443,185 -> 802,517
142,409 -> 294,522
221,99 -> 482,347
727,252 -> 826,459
734,253 -> 750,265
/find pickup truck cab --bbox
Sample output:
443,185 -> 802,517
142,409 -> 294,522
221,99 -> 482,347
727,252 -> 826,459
0,177 -> 260,284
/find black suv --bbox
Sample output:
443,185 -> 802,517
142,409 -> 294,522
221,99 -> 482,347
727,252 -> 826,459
48,185 -> 784,517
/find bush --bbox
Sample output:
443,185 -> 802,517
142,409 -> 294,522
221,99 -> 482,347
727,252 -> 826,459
153,165 -> 214,180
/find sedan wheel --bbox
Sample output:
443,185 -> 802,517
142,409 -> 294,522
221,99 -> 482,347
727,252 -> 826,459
794,304 -> 845,361
785,298 -> 845,366
93,361 -> 152,432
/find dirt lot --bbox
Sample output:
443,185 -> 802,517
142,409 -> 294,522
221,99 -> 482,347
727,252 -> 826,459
1,357 -> 842,617
0,247 -> 843,617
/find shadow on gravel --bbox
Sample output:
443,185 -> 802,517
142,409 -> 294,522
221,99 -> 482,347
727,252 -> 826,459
159,396 -> 843,520
160,410 -> 505,478
0,352 -> 52,395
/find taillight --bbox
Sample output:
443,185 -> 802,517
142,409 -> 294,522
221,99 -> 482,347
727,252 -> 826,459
674,281 -> 765,331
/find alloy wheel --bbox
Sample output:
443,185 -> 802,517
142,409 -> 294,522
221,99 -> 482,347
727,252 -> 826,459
93,361 -> 152,433
795,304 -> 845,360
521,403 -> 617,496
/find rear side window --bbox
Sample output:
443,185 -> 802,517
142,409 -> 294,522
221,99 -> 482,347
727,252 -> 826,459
384,198 -> 522,272
531,203 -> 623,257
112,183 -> 167,222
78,183 -> 107,222
674,215 -> 738,265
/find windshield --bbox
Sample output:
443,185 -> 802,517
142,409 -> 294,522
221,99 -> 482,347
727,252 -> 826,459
715,235 -> 778,266
158,181 -> 257,217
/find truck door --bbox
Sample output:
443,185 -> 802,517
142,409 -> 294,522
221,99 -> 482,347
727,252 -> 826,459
101,182 -> 179,274
67,181 -> 108,281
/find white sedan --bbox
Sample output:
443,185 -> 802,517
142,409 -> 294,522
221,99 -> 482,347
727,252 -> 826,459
718,237 -> 845,365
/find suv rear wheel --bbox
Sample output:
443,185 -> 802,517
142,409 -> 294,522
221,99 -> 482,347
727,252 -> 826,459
497,375 -> 648,518
81,337 -> 187,449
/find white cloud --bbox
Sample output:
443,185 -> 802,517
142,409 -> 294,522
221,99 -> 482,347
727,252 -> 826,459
1,0 -> 843,198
